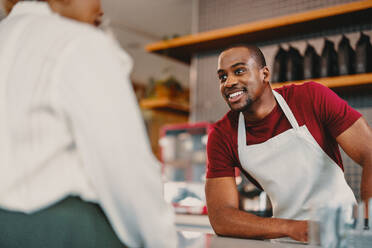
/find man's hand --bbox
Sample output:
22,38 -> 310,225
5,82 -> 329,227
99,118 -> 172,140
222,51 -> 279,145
205,177 -> 309,241
286,220 -> 308,242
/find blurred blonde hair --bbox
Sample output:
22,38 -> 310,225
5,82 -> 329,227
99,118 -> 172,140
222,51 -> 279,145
2,0 -> 47,14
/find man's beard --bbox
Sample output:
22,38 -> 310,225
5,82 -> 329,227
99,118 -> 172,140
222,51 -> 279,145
229,97 -> 253,112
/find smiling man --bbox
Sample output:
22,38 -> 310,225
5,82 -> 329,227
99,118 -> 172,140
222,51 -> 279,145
0,0 -> 176,248
205,45 -> 372,242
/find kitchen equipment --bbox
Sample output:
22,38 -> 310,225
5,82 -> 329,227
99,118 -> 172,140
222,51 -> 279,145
237,174 -> 272,217
309,199 -> 372,248
160,122 -> 210,214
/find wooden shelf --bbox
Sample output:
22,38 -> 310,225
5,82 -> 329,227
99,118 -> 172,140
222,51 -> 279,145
146,0 -> 372,64
140,98 -> 189,114
271,73 -> 372,89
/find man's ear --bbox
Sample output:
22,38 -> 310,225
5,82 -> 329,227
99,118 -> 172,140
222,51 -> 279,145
262,66 -> 271,84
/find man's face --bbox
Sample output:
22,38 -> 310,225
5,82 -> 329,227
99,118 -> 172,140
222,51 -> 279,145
60,0 -> 103,26
217,47 -> 267,112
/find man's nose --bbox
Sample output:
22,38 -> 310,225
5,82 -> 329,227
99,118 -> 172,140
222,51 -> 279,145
224,75 -> 238,87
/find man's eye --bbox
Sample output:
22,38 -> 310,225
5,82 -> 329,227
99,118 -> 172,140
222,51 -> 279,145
235,68 -> 245,75
219,74 -> 227,82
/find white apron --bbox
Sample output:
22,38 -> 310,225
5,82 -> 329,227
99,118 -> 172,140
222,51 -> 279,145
237,91 -> 356,220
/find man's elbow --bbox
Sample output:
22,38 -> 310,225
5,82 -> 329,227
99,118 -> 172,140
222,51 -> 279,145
208,213 -> 233,236
211,222 -> 229,236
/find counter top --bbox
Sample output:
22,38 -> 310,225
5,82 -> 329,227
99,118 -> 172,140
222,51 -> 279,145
175,214 -> 213,233
178,231 -> 320,248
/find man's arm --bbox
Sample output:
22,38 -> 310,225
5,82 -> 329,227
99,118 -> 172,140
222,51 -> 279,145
336,117 -> 372,213
205,176 -> 308,242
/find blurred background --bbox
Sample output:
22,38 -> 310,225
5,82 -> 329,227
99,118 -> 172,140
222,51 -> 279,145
100,0 -> 193,89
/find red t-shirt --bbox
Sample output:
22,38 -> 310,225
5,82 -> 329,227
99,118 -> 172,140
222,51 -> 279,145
206,82 -> 362,181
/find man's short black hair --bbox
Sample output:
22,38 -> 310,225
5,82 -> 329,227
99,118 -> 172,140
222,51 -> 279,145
221,44 -> 267,69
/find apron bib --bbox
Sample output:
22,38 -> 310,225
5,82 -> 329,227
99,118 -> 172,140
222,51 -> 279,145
237,91 -> 356,220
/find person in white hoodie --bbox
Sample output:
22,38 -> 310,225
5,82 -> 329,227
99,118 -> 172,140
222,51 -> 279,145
0,0 -> 177,247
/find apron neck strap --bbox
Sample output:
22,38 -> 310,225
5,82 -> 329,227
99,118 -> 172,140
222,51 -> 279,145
238,90 -> 300,147
238,112 -> 246,147
272,90 -> 299,130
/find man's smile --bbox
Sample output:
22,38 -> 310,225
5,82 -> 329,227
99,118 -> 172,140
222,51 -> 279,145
225,88 -> 247,103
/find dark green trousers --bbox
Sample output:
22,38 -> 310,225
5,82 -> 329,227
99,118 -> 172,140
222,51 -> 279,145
0,196 -> 127,248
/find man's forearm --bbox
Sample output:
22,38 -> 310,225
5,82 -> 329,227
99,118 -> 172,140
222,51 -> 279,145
360,155 -> 372,217
209,206 -> 308,241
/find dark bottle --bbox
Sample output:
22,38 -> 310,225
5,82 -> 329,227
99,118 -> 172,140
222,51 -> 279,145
338,35 -> 355,75
355,32 -> 372,74
320,39 -> 339,77
286,46 -> 303,81
303,43 -> 320,79
272,46 -> 287,83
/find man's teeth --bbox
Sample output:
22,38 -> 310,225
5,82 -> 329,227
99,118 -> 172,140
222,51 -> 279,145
229,91 -> 244,98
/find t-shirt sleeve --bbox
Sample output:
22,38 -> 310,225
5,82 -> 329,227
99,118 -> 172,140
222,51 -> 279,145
206,124 -> 236,178
308,82 -> 362,138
